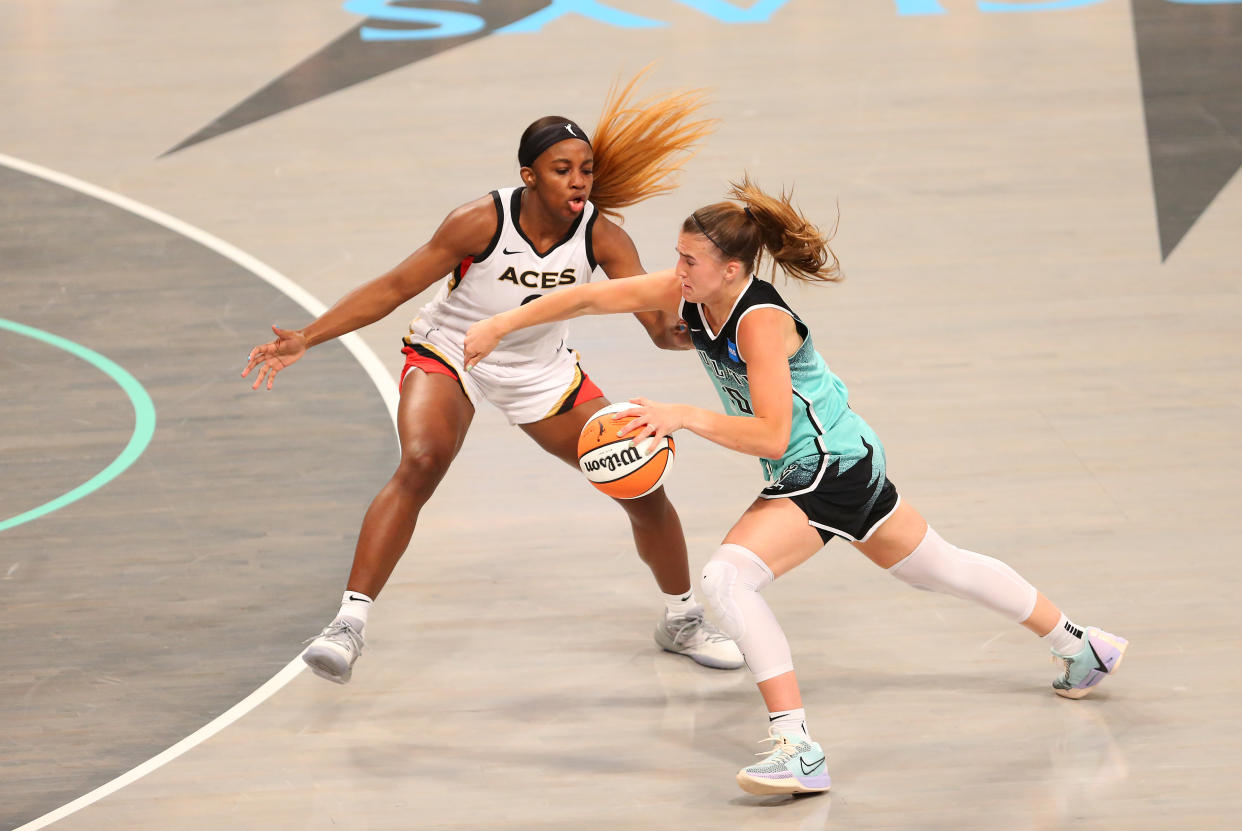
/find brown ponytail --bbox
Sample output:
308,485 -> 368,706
683,175 -> 841,284
588,67 -> 715,222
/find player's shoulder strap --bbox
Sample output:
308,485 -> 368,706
733,278 -> 809,341
469,189 -> 507,263
678,296 -> 705,332
584,201 -> 601,271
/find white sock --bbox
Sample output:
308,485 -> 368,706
662,589 -> 702,618
768,708 -> 810,739
1043,613 -> 1085,655
336,590 -> 373,629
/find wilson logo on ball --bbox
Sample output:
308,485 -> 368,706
581,445 -> 643,474
576,402 -> 675,500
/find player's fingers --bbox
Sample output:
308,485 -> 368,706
611,404 -> 642,425
647,423 -> 670,449
629,424 -> 656,446
616,413 -> 646,436
256,362 -> 276,388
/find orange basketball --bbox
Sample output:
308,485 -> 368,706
577,402 -> 676,499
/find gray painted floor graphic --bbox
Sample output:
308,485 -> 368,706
0,165 -> 395,830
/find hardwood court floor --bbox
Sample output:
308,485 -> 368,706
2,2 -> 1240,829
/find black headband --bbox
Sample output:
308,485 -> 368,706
691,211 -> 738,258
518,120 -> 591,168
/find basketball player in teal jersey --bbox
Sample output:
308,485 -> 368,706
464,177 -> 1129,795
241,74 -> 742,685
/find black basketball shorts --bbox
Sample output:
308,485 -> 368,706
760,439 -> 900,544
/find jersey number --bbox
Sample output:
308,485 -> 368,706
724,386 -> 753,414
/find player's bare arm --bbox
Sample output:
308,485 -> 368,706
242,196 -> 497,389
300,196 -> 498,348
594,215 -> 692,350
620,308 -> 794,459
463,270 -> 680,369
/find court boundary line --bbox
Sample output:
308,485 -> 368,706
0,151 -> 400,831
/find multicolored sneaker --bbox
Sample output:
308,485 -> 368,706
302,618 -> 365,684
736,727 -> 831,795
1052,626 -> 1128,699
654,611 -> 745,669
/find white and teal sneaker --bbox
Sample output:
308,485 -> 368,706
302,618 -> 365,684
1052,626 -> 1128,699
736,727 -> 831,795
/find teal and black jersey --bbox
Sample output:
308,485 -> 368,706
679,277 -> 885,492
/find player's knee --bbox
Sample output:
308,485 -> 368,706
887,526 -> 1037,621
701,558 -> 744,640
887,526 -> 955,592
701,543 -> 776,640
393,444 -> 454,494
889,527 -> 995,597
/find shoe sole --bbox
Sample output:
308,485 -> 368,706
653,629 -> 746,670
1055,633 -> 1129,700
302,650 -> 352,685
657,643 -> 745,670
736,772 -> 830,795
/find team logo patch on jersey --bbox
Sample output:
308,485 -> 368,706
727,339 -> 740,363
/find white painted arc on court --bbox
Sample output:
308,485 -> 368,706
0,151 -> 401,831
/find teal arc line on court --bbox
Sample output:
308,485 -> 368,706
0,318 -> 157,533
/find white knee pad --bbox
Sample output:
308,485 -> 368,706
700,543 -> 793,683
701,544 -> 772,640
887,526 -> 1038,622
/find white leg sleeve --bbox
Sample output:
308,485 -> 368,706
887,526 -> 1038,623
700,543 -> 794,683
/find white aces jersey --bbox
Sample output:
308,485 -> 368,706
409,186 -> 599,366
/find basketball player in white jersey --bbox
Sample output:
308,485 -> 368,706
242,76 -> 742,684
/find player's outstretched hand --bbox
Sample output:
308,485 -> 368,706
241,325 -> 308,390
463,318 -> 502,371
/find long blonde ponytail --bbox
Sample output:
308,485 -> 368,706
589,67 -> 715,222
686,175 -> 841,284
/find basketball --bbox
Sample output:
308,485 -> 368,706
577,402 -> 675,499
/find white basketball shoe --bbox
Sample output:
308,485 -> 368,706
736,727 -> 831,795
654,610 -> 745,669
302,618 -> 365,684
